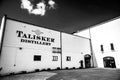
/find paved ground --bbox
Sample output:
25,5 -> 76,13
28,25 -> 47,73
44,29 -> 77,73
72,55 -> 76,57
0,68 -> 120,80
0,72 -> 56,80
48,68 -> 120,80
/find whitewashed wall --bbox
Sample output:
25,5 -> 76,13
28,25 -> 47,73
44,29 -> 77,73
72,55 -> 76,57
0,17 -> 92,75
0,19 -> 61,75
74,17 -> 120,68
74,29 -> 90,39
90,17 -> 120,68
62,33 -> 91,68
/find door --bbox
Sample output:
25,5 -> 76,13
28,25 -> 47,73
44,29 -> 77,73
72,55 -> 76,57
103,56 -> 116,68
84,54 -> 91,68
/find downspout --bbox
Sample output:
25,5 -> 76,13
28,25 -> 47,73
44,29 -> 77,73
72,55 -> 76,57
60,32 -> 63,69
89,27 -> 94,68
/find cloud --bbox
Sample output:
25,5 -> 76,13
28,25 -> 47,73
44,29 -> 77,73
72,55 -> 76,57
21,0 -> 56,16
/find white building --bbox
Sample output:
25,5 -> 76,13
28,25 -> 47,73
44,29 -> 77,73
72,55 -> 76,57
0,15 -> 91,75
74,16 -> 120,68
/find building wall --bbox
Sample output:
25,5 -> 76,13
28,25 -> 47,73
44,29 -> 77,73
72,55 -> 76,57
74,29 -> 90,39
62,33 -> 91,68
74,17 -> 120,68
0,19 -> 61,74
0,17 -> 91,75
90,17 -> 120,68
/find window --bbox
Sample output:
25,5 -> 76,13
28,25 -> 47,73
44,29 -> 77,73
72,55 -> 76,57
52,56 -> 58,61
110,43 -> 114,51
34,55 -> 41,61
100,45 -> 104,52
66,56 -> 71,61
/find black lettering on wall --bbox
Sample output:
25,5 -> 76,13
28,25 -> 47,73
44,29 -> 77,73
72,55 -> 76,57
42,37 -> 46,41
51,38 -> 55,42
17,30 -> 55,46
47,38 -> 50,42
22,34 -> 27,38
36,36 -> 41,40
16,30 -> 23,37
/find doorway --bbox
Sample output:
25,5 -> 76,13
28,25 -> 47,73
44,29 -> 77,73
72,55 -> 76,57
103,56 -> 116,68
84,54 -> 91,68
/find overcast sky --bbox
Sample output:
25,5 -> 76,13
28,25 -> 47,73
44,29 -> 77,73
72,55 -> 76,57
0,0 -> 120,33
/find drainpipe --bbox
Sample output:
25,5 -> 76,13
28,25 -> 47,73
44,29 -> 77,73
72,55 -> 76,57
89,27 -> 94,68
60,32 -> 63,69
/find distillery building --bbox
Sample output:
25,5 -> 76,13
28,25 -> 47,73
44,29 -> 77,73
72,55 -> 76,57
0,15 -> 92,75
74,16 -> 120,68
1,15 -> 120,76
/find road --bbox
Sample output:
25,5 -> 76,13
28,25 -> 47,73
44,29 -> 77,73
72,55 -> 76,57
0,68 -> 120,80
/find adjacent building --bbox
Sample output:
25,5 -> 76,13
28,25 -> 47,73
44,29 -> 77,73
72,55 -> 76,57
74,16 -> 120,68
